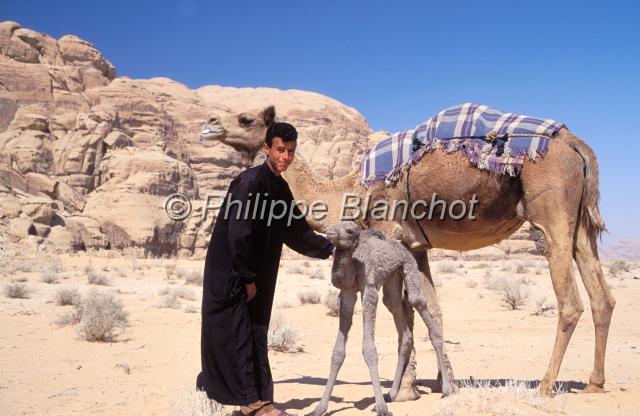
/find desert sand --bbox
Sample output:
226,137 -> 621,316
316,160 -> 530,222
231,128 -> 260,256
1,248 -> 638,416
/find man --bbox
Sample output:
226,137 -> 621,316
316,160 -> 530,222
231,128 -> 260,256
196,122 -> 334,416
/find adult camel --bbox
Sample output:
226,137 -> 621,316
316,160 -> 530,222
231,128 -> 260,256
200,105 -> 614,398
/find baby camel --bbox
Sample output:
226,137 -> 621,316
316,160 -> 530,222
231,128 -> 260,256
308,222 -> 456,416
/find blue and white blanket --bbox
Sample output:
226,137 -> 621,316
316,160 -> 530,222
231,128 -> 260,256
359,103 -> 565,187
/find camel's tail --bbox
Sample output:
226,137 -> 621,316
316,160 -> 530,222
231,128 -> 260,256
564,134 -> 606,239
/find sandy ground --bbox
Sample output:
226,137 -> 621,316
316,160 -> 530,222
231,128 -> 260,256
0,250 -> 638,416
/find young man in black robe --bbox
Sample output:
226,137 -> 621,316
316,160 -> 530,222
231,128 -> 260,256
196,122 -> 334,416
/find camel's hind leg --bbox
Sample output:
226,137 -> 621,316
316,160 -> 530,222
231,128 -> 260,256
573,220 -> 616,392
382,278 -> 414,402
522,151 -> 585,395
403,262 -> 456,397
402,249 -> 444,394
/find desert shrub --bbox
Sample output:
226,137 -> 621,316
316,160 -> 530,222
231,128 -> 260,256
3,283 -> 30,299
435,260 -> 457,274
309,269 -> 325,280
87,270 -> 110,286
268,314 -> 303,352
484,274 -> 505,291
432,275 -> 443,287
165,263 -> 177,279
41,270 -> 60,284
184,271 -> 203,286
465,280 -> 478,288
499,279 -> 529,310
172,389 -> 234,416
76,290 -> 128,341
432,378 -> 569,416
158,295 -> 182,309
514,262 -> 527,274
183,305 -> 198,314
324,289 -> 340,317
55,306 -> 83,326
297,289 -> 321,305
15,259 -> 35,273
288,265 -> 306,275
484,276 -> 529,310
54,287 -> 81,306
171,286 -> 196,301
533,295 -> 556,316
609,260 -> 630,276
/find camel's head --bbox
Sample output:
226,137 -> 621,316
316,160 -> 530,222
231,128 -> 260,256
200,106 -> 276,160
326,221 -> 361,251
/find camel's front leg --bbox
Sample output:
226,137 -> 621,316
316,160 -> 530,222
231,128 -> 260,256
382,279 -> 414,402
307,289 -> 357,416
362,285 -> 392,416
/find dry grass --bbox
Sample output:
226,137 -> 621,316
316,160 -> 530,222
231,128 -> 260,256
532,294 -> 556,316
87,270 -> 110,286
514,261 -> 528,274
297,289 -> 321,305
184,271 -> 203,286
324,289 -> 340,317
183,305 -> 198,314
268,314 -> 303,352
158,295 -> 182,309
3,283 -> 31,299
435,260 -> 457,274
54,287 -> 81,306
165,263 -> 177,280
465,279 -> 478,288
432,378 -> 568,416
172,389 -> 234,416
484,276 -> 529,310
609,259 -> 630,277
76,290 -> 128,342
41,270 -> 60,284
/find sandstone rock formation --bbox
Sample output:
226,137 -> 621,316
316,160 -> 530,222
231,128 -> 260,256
0,21 -> 374,256
0,20 -> 538,259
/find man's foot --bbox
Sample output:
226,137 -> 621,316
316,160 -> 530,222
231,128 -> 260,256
257,404 -> 297,416
240,400 -> 269,416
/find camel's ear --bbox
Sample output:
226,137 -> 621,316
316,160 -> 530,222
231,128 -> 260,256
263,106 -> 275,128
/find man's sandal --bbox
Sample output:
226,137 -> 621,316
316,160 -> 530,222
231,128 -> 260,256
256,404 -> 297,416
240,401 -> 268,416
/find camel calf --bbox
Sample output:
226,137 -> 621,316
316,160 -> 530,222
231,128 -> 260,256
308,222 -> 456,416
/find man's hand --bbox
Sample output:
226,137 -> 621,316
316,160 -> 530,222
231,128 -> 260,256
245,283 -> 257,302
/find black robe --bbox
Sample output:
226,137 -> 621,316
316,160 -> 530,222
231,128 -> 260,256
196,161 -> 333,405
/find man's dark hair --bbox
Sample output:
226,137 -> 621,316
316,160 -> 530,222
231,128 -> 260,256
265,122 -> 298,147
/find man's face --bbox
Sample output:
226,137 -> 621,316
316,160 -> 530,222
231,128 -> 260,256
263,137 -> 296,174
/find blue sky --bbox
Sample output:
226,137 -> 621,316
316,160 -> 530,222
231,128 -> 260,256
3,0 -> 639,243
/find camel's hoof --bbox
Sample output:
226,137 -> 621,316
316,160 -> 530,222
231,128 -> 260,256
441,383 -> 458,398
537,383 -> 554,397
390,387 -> 420,402
374,405 -> 393,416
305,405 -> 326,416
581,383 -> 606,394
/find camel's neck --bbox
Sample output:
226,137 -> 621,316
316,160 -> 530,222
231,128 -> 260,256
331,247 -> 357,290
282,157 -> 364,229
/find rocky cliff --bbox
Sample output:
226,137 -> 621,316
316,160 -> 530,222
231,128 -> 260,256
0,21 -> 539,259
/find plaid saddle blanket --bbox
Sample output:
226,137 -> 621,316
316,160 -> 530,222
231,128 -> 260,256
360,103 -> 565,187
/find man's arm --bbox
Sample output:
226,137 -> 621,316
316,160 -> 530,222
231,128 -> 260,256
226,178 -> 258,298
283,201 -> 334,259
